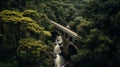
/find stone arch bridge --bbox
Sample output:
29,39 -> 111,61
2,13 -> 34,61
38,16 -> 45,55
49,20 -> 82,55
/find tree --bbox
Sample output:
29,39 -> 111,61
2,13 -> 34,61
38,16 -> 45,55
0,10 -> 52,67
72,0 -> 120,67
22,10 -> 40,21
17,38 -> 49,67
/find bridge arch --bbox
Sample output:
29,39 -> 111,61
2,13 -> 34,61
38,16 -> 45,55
67,43 -> 77,55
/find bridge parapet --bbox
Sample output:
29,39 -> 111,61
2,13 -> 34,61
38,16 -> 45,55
49,20 -> 82,41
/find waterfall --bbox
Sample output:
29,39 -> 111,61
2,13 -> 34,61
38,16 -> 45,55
55,54 -> 61,67
54,54 -> 64,67
53,35 -> 65,67
54,42 -> 61,54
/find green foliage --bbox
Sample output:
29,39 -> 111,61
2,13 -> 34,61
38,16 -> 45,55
76,17 -> 92,37
23,10 -> 40,20
0,10 -> 52,67
39,59 -> 53,67
20,17 -> 44,34
71,0 -> 120,67
18,38 -> 48,63
0,62 -> 17,67
71,49 -> 91,62
0,10 -> 45,35
1,0 -> 120,67
43,31 -> 51,36
0,10 -> 22,17
0,10 -> 22,24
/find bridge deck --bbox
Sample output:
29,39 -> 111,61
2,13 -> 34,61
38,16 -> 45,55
49,20 -> 81,39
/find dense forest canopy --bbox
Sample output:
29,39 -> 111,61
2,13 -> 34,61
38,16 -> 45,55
0,0 -> 120,67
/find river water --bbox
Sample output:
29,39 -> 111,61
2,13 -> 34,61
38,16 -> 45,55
53,35 -> 65,67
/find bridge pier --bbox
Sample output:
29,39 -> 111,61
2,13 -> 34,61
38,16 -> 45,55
53,26 -> 79,53
52,28 -> 79,67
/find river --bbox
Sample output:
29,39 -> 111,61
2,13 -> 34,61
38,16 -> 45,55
53,35 -> 65,67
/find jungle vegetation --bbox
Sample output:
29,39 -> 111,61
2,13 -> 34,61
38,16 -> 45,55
0,0 -> 120,67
